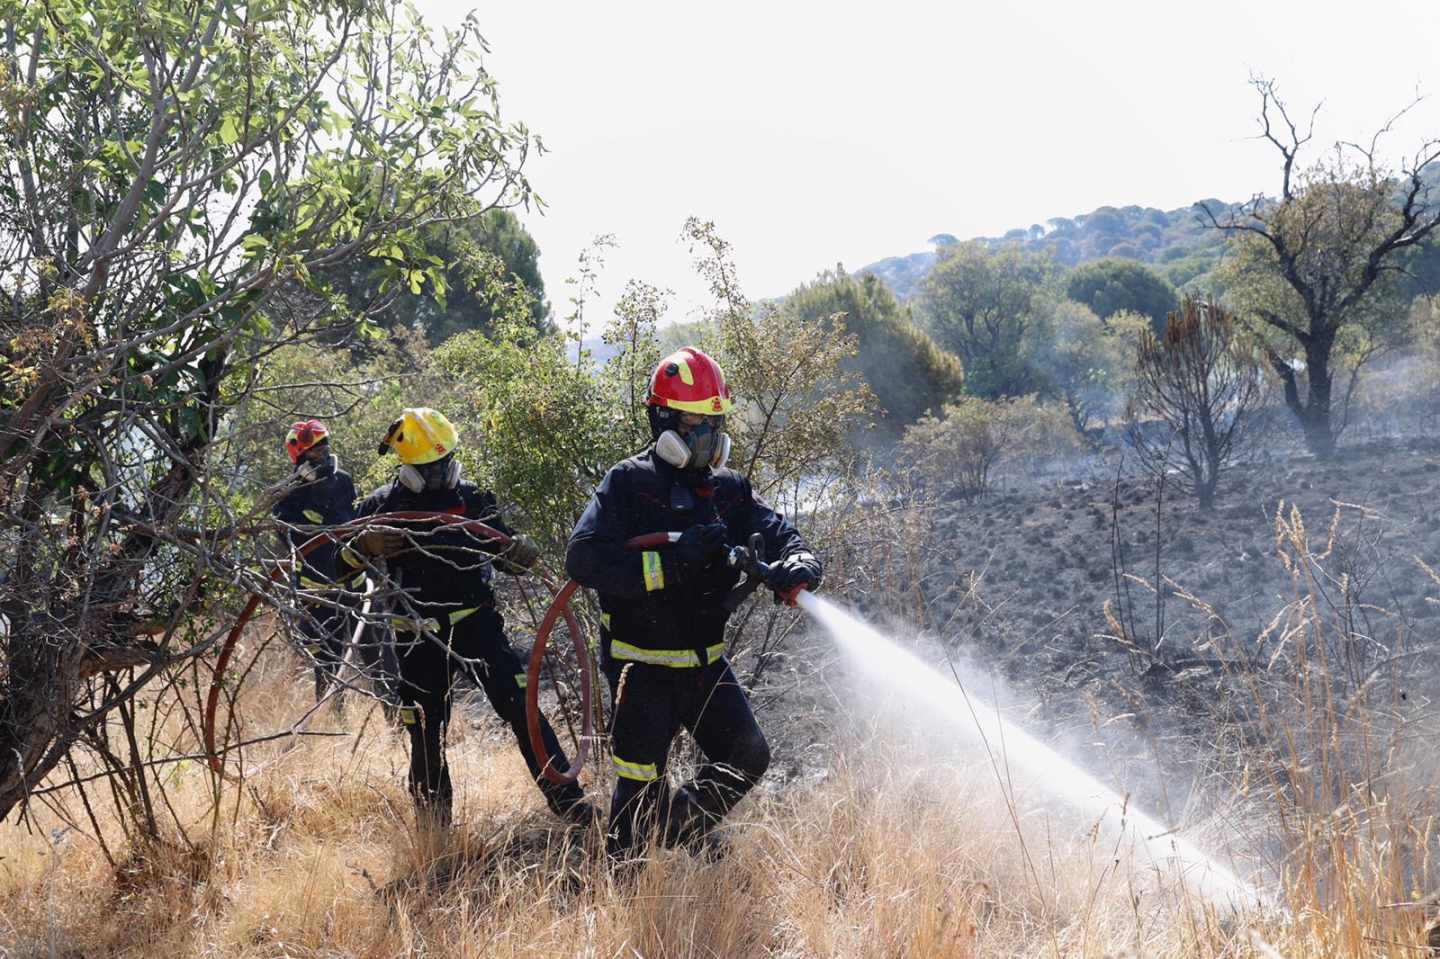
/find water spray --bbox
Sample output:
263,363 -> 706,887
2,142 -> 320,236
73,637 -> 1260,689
796,591 -> 1269,910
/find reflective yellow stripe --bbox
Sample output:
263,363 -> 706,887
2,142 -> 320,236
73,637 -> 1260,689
515,672 -> 528,689
389,607 -> 477,633
642,551 -> 664,592
661,395 -> 734,415
399,707 -> 419,726
612,755 -> 658,782
299,574 -> 360,591
676,357 -> 694,386
609,639 -> 726,668
391,616 -> 440,634
302,509 -> 325,524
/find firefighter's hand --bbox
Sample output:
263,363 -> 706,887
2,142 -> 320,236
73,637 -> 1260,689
673,523 -> 727,580
495,534 -> 541,575
354,528 -> 405,558
767,551 -> 821,606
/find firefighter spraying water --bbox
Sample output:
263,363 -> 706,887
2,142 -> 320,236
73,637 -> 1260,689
547,346 -> 1265,904
565,347 -> 822,863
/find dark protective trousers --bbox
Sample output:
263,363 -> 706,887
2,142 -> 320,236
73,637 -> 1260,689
296,596 -> 352,702
603,654 -> 771,860
395,605 -> 585,825
298,589 -> 393,704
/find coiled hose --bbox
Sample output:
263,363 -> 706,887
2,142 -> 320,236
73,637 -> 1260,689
202,512 -> 591,782
523,531 -> 680,784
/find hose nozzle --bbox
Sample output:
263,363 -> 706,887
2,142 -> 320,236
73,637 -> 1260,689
722,533 -> 772,612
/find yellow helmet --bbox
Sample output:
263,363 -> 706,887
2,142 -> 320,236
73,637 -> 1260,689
378,408 -> 459,465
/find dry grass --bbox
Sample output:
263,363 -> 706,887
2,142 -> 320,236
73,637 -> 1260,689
6,532 -> 1440,957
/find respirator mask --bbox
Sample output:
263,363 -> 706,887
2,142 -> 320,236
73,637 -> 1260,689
650,407 -> 731,472
397,452 -> 462,493
295,451 -> 336,483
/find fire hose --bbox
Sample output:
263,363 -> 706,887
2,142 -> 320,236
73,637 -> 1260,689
203,512 -> 590,779
205,519 -> 796,787
525,529 -> 806,783
522,531 -> 678,783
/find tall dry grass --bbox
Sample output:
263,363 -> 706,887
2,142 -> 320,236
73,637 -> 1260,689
5,505 -> 1440,957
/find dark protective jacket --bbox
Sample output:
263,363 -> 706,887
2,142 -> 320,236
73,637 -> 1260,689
346,478 -> 518,615
272,457 -> 357,586
566,449 -> 820,667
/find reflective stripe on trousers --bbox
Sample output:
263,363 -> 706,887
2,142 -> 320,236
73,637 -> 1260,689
612,755 -> 659,781
609,639 -> 726,669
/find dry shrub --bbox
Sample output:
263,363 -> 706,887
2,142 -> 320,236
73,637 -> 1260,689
903,394 -> 1081,497
8,503 -> 1440,956
0,648 -> 1259,958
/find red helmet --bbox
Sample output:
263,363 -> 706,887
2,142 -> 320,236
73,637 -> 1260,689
284,419 -> 329,464
647,348 -> 734,415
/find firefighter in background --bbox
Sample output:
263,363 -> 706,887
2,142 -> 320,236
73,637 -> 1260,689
566,348 -> 823,861
343,408 -> 594,827
272,419 -> 361,701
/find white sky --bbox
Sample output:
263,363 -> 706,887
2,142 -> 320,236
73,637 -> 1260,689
417,0 -> 1440,326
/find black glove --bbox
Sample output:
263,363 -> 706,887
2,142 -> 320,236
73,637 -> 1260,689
669,523 -> 728,583
766,551 -> 821,605
495,534 -> 541,575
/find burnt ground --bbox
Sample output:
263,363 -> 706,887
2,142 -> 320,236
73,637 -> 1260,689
883,435 -> 1440,808
932,437 -> 1440,682
466,436 -> 1440,819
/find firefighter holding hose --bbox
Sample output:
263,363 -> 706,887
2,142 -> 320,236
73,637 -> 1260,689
272,419 -> 362,702
342,408 -> 594,828
566,348 -> 822,862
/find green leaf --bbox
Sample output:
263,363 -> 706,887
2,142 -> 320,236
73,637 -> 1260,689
218,115 -> 240,145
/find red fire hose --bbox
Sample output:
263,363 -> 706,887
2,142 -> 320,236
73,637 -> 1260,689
206,517 -> 687,789
202,512 -> 591,780
523,531 -> 680,784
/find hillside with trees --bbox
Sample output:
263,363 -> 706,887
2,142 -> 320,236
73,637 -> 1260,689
861,199 -> 1239,299
861,193 -> 1440,305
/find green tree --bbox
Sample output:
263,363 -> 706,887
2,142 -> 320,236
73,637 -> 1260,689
431,319 -> 632,548
1207,79 -> 1440,457
1041,299 -> 1145,434
0,0 -> 539,821
684,220 -> 875,493
1064,258 -> 1180,332
917,242 -> 1059,398
316,209 -> 549,349
782,270 -> 964,441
